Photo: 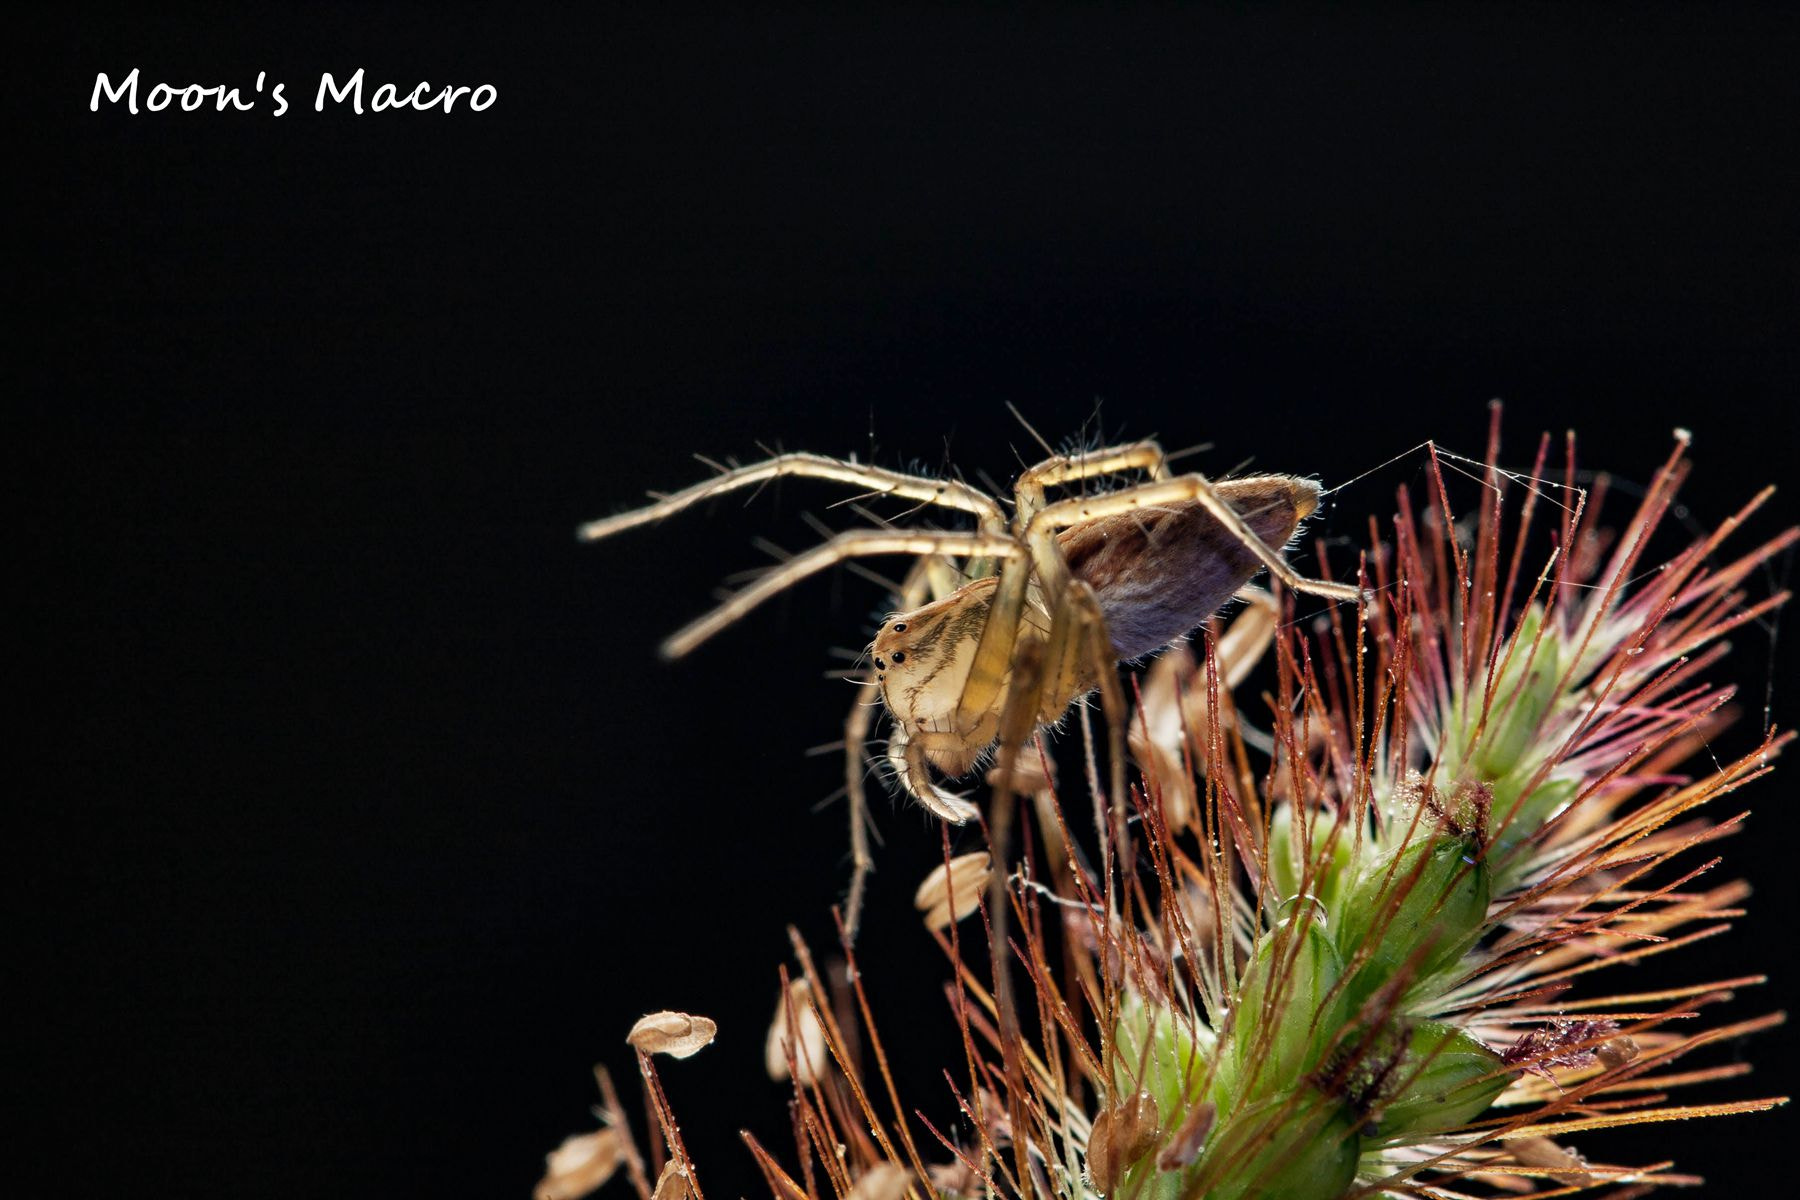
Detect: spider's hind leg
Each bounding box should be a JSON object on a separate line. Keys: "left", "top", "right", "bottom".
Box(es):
{"left": 1028, "top": 473, "right": 1364, "bottom": 604}
{"left": 1050, "top": 580, "right": 1131, "bottom": 835}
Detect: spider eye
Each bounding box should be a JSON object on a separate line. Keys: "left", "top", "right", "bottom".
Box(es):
{"left": 891, "top": 651, "right": 906, "bottom": 663}
{"left": 893, "top": 623, "right": 908, "bottom": 632}
{"left": 874, "top": 658, "right": 886, "bottom": 670}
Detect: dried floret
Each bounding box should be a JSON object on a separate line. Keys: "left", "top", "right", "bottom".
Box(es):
{"left": 764, "top": 979, "right": 827, "bottom": 1085}
{"left": 913, "top": 851, "right": 993, "bottom": 930}
{"left": 534, "top": 1128, "right": 624, "bottom": 1200}
{"left": 625, "top": 1011, "right": 718, "bottom": 1059}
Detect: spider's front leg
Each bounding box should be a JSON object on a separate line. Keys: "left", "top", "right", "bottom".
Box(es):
{"left": 843, "top": 556, "right": 940, "bottom": 937}
{"left": 577, "top": 452, "right": 1007, "bottom": 543}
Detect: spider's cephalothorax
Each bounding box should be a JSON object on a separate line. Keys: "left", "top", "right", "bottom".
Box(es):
{"left": 580, "top": 440, "right": 1355, "bottom": 930}
{"left": 870, "top": 580, "right": 1000, "bottom": 777}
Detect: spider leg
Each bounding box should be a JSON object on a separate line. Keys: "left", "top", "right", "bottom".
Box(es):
{"left": 1018, "top": 514, "right": 1131, "bottom": 862}
{"left": 577, "top": 452, "right": 1008, "bottom": 542}
{"left": 973, "top": 575, "right": 1128, "bottom": 1096}
{"left": 988, "top": 636, "right": 1050, "bottom": 795}
{"left": 949, "top": 551, "right": 1037, "bottom": 731}
{"left": 843, "top": 674, "right": 882, "bottom": 938}
{"left": 660, "top": 530, "right": 1019, "bottom": 658}
{"left": 953, "top": 461, "right": 1116, "bottom": 773}
{"left": 1072, "top": 582, "right": 1130, "bottom": 849}
{"left": 1011, "top": 439, "right": 1170, "bottom": 524}
{"left": 973, "top": 623, "right": 1051, "bottom": 1090}
{"left": 1027, "top": 473, "right": 1364, "bottom": 602}
{"left": 1025, "top": 570, "right": 1129, "bottom": 814}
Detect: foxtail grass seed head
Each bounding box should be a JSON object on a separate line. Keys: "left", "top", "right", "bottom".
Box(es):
{"left": 557, "top": 420, "right": 1790, "bottom": 1200}
{"left": 1092, "top": 429, "right": 1790, "bottom": 1197}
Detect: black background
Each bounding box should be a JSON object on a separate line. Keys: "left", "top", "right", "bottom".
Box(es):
{"left": 16, "top": 5, "right": 1799, "bottom": 1198}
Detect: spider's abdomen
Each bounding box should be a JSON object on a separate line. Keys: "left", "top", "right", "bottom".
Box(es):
{"left": 1059, "top": 475, "right": 1320, "bottom": 661}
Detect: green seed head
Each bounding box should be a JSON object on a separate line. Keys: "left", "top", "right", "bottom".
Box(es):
{"left": 1368, "top": 1020, "right": 1508, "bottom": 1141}
{"left": 1188, "top": 1089, "right": 1360, "bottom": 1200}
{"left": 1224, "top": 914, "right": 1346, "bottom": 1101}
{"left": 1112, "top": 992, "right": 1213, "bottom": 1126}
{"left": 1336, "top": 834, "right": 1492, "bottom": 1003}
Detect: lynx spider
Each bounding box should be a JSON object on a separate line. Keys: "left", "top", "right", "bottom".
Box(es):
{"left": 579, "top": 438, "right": 1358, "bottom": 932}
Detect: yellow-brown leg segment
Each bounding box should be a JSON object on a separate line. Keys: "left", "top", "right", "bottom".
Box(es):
{"left": 952, "top": 441, "right": 1171, "bottom": 731}
{"left": 951, "top": 551, "right": 1036, "bottom": 732}
{"left": 1068, "top": 580, "right": 1131, "bottom": 881}
{"left": 842, "top": 675, "right": 883, "bottom": 939}
{"left": 1010, "top": 439, "right": 1172, "bottom": 524}
{"left": 577, "top": 452, "right": 1008, "bottom": 543}
{"left": 976, "top": 627, "right": 1049, "bottom": 1191}
{"left": 661, "top": 529, "right": 1019, "bottom": 658}
{"left": 843, "top": 558, "right": 933, "bottom": 938}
